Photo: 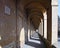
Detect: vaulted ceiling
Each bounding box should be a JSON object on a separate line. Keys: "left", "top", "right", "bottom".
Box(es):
{"left": 17, "top": 0, "right": 51, "bottom": 29}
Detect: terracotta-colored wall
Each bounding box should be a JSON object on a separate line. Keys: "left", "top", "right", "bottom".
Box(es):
{"left": 0, "top": 0, "right": 16, "bottom": 48}
{"left": 0, "top": 0, "right": 35, "bottom": 48}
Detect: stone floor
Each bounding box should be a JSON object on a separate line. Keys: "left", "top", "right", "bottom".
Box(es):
{"left": 23, "top": 32, "right": 46, "bottom": 48}
{"left": 58, "top": 37, "right": 60, "bottom": 48}
{"left": 58, "top": 34, "right": 60, "bottom": 48}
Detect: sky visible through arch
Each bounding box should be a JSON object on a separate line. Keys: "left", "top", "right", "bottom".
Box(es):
{"left": 58, "top": 0, "right": 60, "bottom": 17}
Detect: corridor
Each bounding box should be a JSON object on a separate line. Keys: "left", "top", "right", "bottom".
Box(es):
{"left": 0, "top": 0, "right": 58, "bottom": 48}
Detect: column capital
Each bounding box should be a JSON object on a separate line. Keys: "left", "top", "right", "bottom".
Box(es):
{"left": 51, "top": 0, "right": 58, "bottom": 6}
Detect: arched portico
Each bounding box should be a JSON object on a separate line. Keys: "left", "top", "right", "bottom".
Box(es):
{"left": 0, "top": 0, "right": 58, "bottom": 48}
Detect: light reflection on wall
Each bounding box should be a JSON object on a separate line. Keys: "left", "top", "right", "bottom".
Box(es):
{"left": 0, "top": 36, "right": 2, "bottom": 48}
{"left": 43, "top": 11, "right": 47, "bottom": 39}
{"left": 0, "top": 36, "right": 1, "bottom": 40}
{"left": 0, "top": 45, "right": 2, "bottom": 48}
{"left": 20, "top": 27, "right": 25, "bottom": 48}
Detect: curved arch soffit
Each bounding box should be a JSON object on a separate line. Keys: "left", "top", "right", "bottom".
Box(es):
{"left": 24, "top": 1, "right": 47, "bottom": 13}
